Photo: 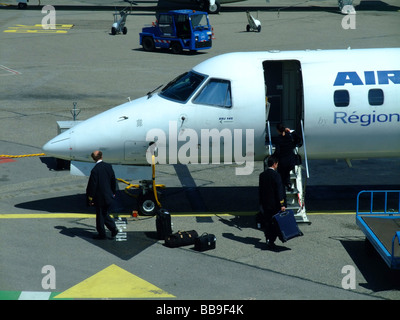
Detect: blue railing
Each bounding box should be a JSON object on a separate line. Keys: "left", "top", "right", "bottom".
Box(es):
{"left": 356, "top": 190, "right": 400, "bottom": 215}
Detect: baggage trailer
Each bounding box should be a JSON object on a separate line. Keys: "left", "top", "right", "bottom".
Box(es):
{"left": 356, "top": 190, "right": 400, "bottom": 270}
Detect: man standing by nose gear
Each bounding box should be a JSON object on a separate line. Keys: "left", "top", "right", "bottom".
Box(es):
{"left": 86, "top": 150, "right": 119, "bottom": 240}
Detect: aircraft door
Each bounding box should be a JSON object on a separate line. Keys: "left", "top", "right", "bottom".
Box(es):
{"left": 263, "top": 60, "right": 303, "bottom": 135}
{"left": 124, "top": 140, "right": 148, "bottom": 163}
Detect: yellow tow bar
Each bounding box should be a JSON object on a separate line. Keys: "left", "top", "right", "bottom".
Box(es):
{"left": 117, "top": 155, "right": 164, "bottom": 212}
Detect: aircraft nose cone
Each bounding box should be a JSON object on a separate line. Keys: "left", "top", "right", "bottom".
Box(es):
{"left": 42, "top": 134, "right": 71, "bottom": 160}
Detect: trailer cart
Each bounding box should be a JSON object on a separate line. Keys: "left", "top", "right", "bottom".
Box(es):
{"left": 356, "top": 190, "right": 400, "bottom": 269}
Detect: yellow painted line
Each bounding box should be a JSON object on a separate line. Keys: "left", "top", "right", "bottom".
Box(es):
{"left": 307, "top": 211, "right": 355, "bottom": 215}
{"left": 0, "top": 213, "right": 95, "bottom": 219}
{"left": 11, "top": 24, "right": 74, "bottom": 29}
{"left": 0, "top": 213, "right": 234, "bottom": 219}
{"left": 5, "top": 30, "right": 68, "bottom": 34}
{"left": 0, "top": 212, "right": 354, "bottom": 219}
{"left": 171, "top": 212, "right": 245, "bottom": 216}
{"left": 4, "top": 24, "right": 73, "bottom": 34}
{"left": 171, "top": 211, "right": 356, "bottom": 216}
{"left": 54, "top": 264, "right": 175, "bottom": 299}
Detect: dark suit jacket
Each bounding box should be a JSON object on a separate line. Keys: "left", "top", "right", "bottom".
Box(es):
{"left": 273, "top": 130, "right": 302, "bottom": 167}
{"left": 259, "top": 168, "right": 286, "bottom": 216}
{"left": 86, "top": 161, "right": 116, "bottom": 207}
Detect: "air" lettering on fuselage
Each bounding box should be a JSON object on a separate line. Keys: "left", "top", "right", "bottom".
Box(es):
{"left": 333, "top": 71, "right": 400, "bottom": 86}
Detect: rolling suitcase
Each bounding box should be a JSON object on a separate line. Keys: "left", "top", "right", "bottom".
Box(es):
{"left": 272, "top": 210, "right": 303, "bottom": 243}
{"left": 156, "top": 208, "right": 172, "bottom": 240}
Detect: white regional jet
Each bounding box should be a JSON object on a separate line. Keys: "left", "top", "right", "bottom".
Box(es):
{"left": 43, "top": 48, "right": 400, "bottom": 213}
{"left": 163, "top": 0, "right": 357, "bottom": 14}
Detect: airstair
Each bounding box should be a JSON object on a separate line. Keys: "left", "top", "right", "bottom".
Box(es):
{"left": 266, "top": 121, "right": 310, "bottom": 224}
{"left": 287, "top": 164, "right": 309, "bottom": 223}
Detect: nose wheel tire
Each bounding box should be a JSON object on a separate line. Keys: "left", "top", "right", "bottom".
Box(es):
{"left": 137, "top": 193, "right": 157, "bottom": 216}
{"left": 208, "top": 1, "right": 220, "bottom": 14}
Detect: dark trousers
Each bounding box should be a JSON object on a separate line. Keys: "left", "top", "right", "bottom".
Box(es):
{"left": 278, "top": 164, "right": 294, "bottom": 187}
{"left": 262, "top": 211, "right": 278, "bottom": 243}
{"left": 95, "top": 204, "right": 117, "bottom": 236}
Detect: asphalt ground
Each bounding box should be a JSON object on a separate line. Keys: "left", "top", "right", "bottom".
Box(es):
{"left": 0, "top": 0, "right": 400, "bottom": 305}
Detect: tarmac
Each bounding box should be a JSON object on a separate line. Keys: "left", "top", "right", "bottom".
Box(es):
{"left": 0, "top": 0, "right": 400, "bottom": 305}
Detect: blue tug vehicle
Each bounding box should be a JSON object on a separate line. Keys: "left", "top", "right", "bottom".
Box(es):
{"left": 140, "top": 10, "right": 213, "bottom": 54}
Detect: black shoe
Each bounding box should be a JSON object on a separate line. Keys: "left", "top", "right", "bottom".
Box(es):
{"left": 111, "top": 228, "right": 119, "bottom": 238}
{"left": 93, "top": 234, "right": 107, "bottom": 240}
{"left": 266, "top": 240, "right": 277, "bottom": 250}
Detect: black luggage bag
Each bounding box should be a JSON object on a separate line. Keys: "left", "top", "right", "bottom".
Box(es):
{"left": 194, "top": 233, "right": 216, "bottom": 251}
{"left": 272, "top": 210, "right": 303, "bottom": 243}
{"left": 165, "top": 230, "right": 198, "bottom": 248}
{"left": 156, "top": 208, "right": 172, "bottom": 240}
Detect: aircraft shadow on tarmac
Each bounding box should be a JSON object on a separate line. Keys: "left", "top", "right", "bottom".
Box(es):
{"left": 15, "top": 184, "right": 400, "bottom": 214}
{"left": 14, "top": 187, "right": 261, "bottom": 214}
{"left": 332, "top": 236, "right": 400, "bottom": 292}
{"left": 16, "top": 193, "right": 94, "bottom": 214}
{"left": 15, "top": 189, "right": 134, "bottom": 214}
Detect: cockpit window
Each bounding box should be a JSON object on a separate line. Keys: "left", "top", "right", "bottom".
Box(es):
{"left": 193, "top": 78, "right": 232, "bottom": 108}
{"left": 160, "top": 71, "right": 206, "bottom": 103}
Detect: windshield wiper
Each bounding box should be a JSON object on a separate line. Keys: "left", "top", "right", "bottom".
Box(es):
{"left": 147, "top": 84, "right": 163, "bottom": 99}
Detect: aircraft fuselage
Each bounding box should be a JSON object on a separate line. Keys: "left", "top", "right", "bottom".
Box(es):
{"left": 43, "top": 48, "right": 400, "bottom": 174}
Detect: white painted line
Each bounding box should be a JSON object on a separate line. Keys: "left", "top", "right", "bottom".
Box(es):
{"left": 0, "top": 65, "right": 21, "bottom": 76}
{"left": 18, "top": 291, "right": 52, "bottom": 300}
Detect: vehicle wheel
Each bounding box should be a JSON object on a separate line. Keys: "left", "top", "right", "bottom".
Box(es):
{"left": 246, "top": 24, "right": 250, "bottom": 32}
{"left": 137, "top": 193, "right": 157, "bottom": 216}
{"left": 111, "top": 27, "right": 117, "bottom": 35}
{"left": 170, "top": 42, "right": 182, "bottom": 54}
{"left": 142, "top": 37, "right": 155, "bottom": 51}
{"left": 208, "top": 0, "right": 220, "bottom": 14}
{"left": 123, "top": 27, "right": 127, "bottom": 35}
{"left": 257, "top": 25, "right": 261, "bottom": 32}
{"left": 18, "top": 2, "right": 27, "bottom": 9}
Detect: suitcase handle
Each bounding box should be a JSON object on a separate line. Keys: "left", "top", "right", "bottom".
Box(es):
{"left": 279, "top": 210, "right": 293, "bottom": 217}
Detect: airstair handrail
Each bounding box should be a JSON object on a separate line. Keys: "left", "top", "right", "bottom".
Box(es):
{"left": 300, "top": 120, "right": 309, "bottom": 178}
{"left": 267, "top": 120, "right": 273, "bottom": 156}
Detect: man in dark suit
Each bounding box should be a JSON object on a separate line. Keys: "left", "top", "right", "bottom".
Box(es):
{"left": 259, "top": 156, "right": 286, "bottom": 249}
{"left": 273, "top": 124, "right": 302, "bottom": 192}
{"left": 86, "top": 150, "right": 119, "bottom": 240}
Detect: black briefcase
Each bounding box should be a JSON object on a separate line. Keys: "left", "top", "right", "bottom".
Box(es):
{"left": 156, "top": 208, "right": 172, "bottom": 240}
{"left": 194, "top": 233, "right": 216, "bottom": 251}
{"left": 165, "top": 230, "right": 198, "bottom": 248}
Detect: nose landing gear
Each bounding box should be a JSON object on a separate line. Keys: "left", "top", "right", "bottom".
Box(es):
{"left": 117, "top": 155, "right": 164, "bottom": 216}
